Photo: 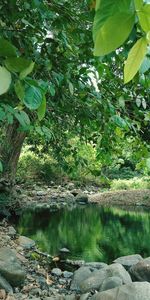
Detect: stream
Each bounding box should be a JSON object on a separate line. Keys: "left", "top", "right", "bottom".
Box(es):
{"left": 15, "top": 205, "right": 150, "bottom": 263}
{"left": 13, "top": 205, "right": 150, "bottom": 263}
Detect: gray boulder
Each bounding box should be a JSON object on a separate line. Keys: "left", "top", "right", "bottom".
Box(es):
{"left": 114, "top": 254, "right": 143, "bottom": 270}
{"left": 70, "top": 266, "right": 92, "bottom": 291}
{"left": 130, "top": 260, "right": 150, "bottom": 281}
{"left": 80, "top": 269, "right": 107, "bottom": 293}
{"left": 91, "top": 282, "right": 150, "bottom": 300}
{"left": 0, "top": 273, "right": 13, "bottom": 293}
{"left": 77, "top": 263, "right": 131, "bottom": 293}
{"left": 84, "top": 262, "right": 107, "bottom": 270}
{"left": 18, "top": 236, "right": 35, "bottom": 249}
{"left": 100, "top": 276, "right": 123, "bottom": 292}
{"left": 105, "top": 263, "right": 132, "bottom": 284}
{"left": 0, "top": 247, "right": 26, "bottom": 286}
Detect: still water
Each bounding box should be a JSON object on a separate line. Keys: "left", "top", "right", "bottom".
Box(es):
{"left": 16, "top": 205, "right": 150, "bottom": 263}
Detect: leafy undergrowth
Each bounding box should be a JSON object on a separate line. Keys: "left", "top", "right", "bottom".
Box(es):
{"left": 16, "top": 146, "right": 150, "bottom": 191}
{"left": 111, "top": 176, "right": 150, "bottom": 190}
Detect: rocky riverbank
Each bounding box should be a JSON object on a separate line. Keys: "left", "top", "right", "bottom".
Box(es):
{"left": 12, "top": 183, "right": 150, "bottom": 213}
{"left": 0, "top": 220, "right": 150, "bottom": 299}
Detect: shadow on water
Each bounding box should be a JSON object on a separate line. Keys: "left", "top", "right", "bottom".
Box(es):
{"left": 16, "top": 205, "right": 150, "bottom": 263}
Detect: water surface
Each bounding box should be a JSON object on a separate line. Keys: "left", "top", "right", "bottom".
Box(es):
{"left": 17, "top": 205, "right": 150, "bottom": 263}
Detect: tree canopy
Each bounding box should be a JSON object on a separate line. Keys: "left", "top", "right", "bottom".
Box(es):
{"left": 0, "top": 0, "right": 150, "bottom": 188}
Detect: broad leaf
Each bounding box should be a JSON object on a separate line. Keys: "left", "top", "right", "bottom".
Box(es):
{"left": 15, "top": 111, "right": 30, "bottom": 127}
{"left": 0, "top": 161, "right": 3, "bottom": 172}
{"left": 14, "top": 81, "right": 25, "bottom": 101}
{"left": 49, "top": 84, "right": 55, "bottom": 96}
{"left": 23, "top": 86, "right": 43, "bottom": 110}
{"left": 137, "top": 4, "right": 150, "bottom": 32}
{"left": 94, "top": 13, "right": 135, "bottom": 56}
{"left": 0, "top": 38, "right": 17, "bottom": 57}
{"left": 37, "top": 95, "right": 46, "bottom": 121}
{"left": 20, "top": 61, "right": 35, "bottom": 79}
{"left": 5, "top": 57, "right": 33, "bottom": 73}
{"left": 69, "top": 81, "right": 74, "bottom": 95}
{"left": 124, "top": 37, "right": 147, "bottom": 83}
{"left": 0, "top": 67, "right": 11, "bottom": 95}
{"left": 93, "top": 0, "right": 134, "bottom": 41}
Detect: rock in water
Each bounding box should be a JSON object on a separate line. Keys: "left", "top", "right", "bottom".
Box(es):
{"left": 91, "top": 282, "right": 150, "bottom": 300}
{"left": 0, "top": 247, "right": 26, "bottom": 286}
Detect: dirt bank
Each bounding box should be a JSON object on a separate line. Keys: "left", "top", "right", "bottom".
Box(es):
{"left": 89, "top": 189, "right": 150, "bottom": 207}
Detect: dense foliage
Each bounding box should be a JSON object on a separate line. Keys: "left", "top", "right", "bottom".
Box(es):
{"left": 0, "top": 0, "right": 150, "bottom": 188}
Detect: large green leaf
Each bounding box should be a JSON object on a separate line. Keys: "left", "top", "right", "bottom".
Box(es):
{"left": 124, "top": 37, "right": 147, "bottom": 83}
{"left": 137, "top": 4, "right": 150, "bottom": 32}
{"left": 0, "top": 161, "right": 3, "bottom": 172}
{"left": 20, "top": 61, "right": 35, "bottom": 79}
{"left": 14, "top": 80, "right": 25, "bottom": 101}
{"left": 0, "top": 67, "right": 11, "bottom": 95}
{"left": 37, "top": 95, "right": 46, "bottom": 121}
{"left": 0, "top": 38, "right": 17, "bottom": 57}
{"left": 94, "top": 12, "right": 135, "bottom": 56}
{"left": 5, "top": 57, "right": 33, "bottom": 73}
{"left": 15, "top": 111, "right": 30, "bottom": 127}
{"left": 23, "top": 85, "right": 43, "bottom": 110}
{"left": 93, "top": 0, "right": 134, "bottom": 41}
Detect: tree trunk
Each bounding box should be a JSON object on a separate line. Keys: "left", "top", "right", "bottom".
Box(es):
{"left": 0, "top": 120, "right": 26, "bottom": 196}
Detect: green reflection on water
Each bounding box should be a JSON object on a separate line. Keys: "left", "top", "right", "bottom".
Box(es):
{"left": 17, "top": 205, "right": 150, "bottom": 263}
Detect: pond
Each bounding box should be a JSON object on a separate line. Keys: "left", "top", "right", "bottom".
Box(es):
{"left": 16, "top": 205, "right": 150, "bottom": 263}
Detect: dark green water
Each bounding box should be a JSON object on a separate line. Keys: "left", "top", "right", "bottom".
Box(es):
{"left": 16, "top": 205, "right": 150, "bottom": 263}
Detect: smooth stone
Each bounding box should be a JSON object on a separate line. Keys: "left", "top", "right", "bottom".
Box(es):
{"left": 80, "top": 269, "right": 107, "bottom": 293}
{"left": 0, "top": 273, "right": 13, "bottom": 293}
{"left": 114, "top": 254, "right": 143, "bottom": 270}
{"left": 100, "top": 276, "right": 123, "bottom": 292}
{"left": 18, "top": 236, "right": 35, "bottom": 249}
{"left": 63, "top": 271, "right": 73, "bottom": 278}
{"left": 84, "top": 262, "right": 107, "bottom": 270}
{"left": 104, "top": 263, "right": 132, "bottom": 284}
{"left": 0, "top": 247, "right": 26, "bottom": 286}
{"left": 130, "top": 260, "right": 150, "bottom": 281}
{"left": 51, "top": 268, "right": 62, "bottom": 276}
{"left": 79, "top": 263, "right": 131, "bottom": 293}
{"left": 91, "top": 282, "right": 150, "bottom": 300}
{"left": 65, "top": 295, "right": 77, "bottom": 300}
{"left": 8, "top": 226, "right": 16, "bottom": 237}
{"left": 70, "top": 266, "right": 92, "bottom": 291}
{"left": 80, "top": 293, "right": 90, "bottom": 300}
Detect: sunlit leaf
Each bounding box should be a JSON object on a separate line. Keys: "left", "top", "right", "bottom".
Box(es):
{"left": 124, "top": 37, "right": 147, "bottom": 83}
{"left": 0, "top": 66, "right": 11, "bottom": 95}
{"left": 37, "top": 95, "right": 46, "bottom": 121}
